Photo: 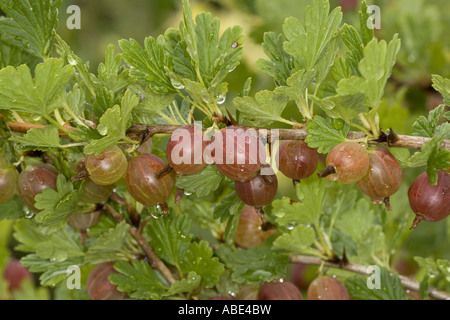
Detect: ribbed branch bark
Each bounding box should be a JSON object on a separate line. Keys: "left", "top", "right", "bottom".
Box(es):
{"left": 289, "top": 255, "right": 450, "bottom": 301}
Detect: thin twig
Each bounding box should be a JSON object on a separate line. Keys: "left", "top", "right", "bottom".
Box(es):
{"left": 289, "top": 255, "right": 450, "bottom": 300}
{"left": 103, "top": 204, "right": 176, "bottom": 284}
{"left": 127, "top": 124, "right": 450, "bottom": 150}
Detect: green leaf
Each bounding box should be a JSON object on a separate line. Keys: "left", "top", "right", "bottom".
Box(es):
{"left": 0, "top": 59, "right": 73, "bottom": 115}
{"left": 178, "top": 0, "right": 244, "bottom": 88}
{"left": 283, "top": 1, "right": 342, "bottom": 72}
{"left": 256, "top": 32, "right": 294, "bottom": 86}
{"left": 432, "top": 74, "right": 450, "bottom": 106}
{"left": 0, "top": 39, "right": 40, "bottom": 68}
{"left": 176, "top": 165, "right": 223, "bottom": 197}
{"left": 338, "top": 35, "right": 401, "bottom": 109}
{"left": 146, "top": 213, "right": 193, "bottom": 267}
{"left": 35, "top": 230, "right": 84, "bottom": 263}
{"left": 412, "top": 105, "right": 445, "bottom": 138}
{"left": 414, "top": 257, "right": 450, "bottom": 283}
{"left": 120, "top": 36, "right": 175, "bottom": 94}
{"left": 334, "top": 198, "right": 376, "bottom": 244}
{"left": 84, "top": 221, "right": 132, "bottom": 264}
{"left": 359, "top": 1, "right": 375, "bottom": 46}
{"left": 179, "top": 241, "right": 224, "bottom": 287}
{"left": 34, "top": 175, "right": 80, "bottom": 227}
{"left": 232, "top": 248, "right": 288, "bottom": 285}
{"left": 167, "top": 271, "right": 201, "bottom": 296}
{"left": 0, "top": 195, "right": 23, "bottom": 221}
{"left": 21, "top": 254, "right": 84, "bottom": 287}
{"left": 272, "top": 197, "right": 311, "bottom": 227}
{"left": 341, "top": 24, "right": 364, "bottom": 76}
{"left": 0, "top": 0, "right": 62, "bottom": 58}
{"left": 305, "top": 115, "right": 349, "bottom": 153}
{"left": 355, "top": 225, "right": 385, "bottom": 264}
{"left": 233, "top": 90, "right": 289, "bottom": 126}
{"left": 404, "top": 134, "right": 450, "bottom": 184}
{"left": 311, "top": 91, "right": 367, "bottom": 123}
{"left": 213, "top": 192, "right": 243, "bottom": 223}
{"left": 109, "top": 260, "right": 167, "bottom": 300}
{"left": 11, "top": 126, "right": 61, "bottom": 150}
{"left": 345, "top": 267, "right": 406, "bottom": 300}
{"left": 274, "top": 69, "right": 316, "bottom": 101}
{"left": 84, "top": 89, "right": 139, "bottom": 155}
{"left": 273, "top": 225, "right": 315, "bottom": 254}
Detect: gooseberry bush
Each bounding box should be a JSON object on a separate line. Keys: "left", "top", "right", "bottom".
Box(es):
{"left": 0, "top": 0, "right": 449, "bottom": 301}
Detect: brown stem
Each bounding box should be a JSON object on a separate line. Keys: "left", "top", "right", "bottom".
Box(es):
{"left": 175, "top": 188, "right": 184, "bottom": 206}
{"left": 317, "top": 166, "right": 336, "bottom": 178}
{"left": 410, "top": 214, "right": 425, "bottom": 230}
{"left": 103, "top": 204, "right": 176, "bottom": 284}
{"left": 6, "top": 121, "right": 450, "bottom": 150}
{"left": 289, "top": 255, "right": 450, "bottom": 301}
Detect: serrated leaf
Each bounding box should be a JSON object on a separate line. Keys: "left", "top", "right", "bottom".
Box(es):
{"left": 355, "top": 225, "right": 385, "bottom": 264}
{"left": 0, "top": 59, "right": 73, "bottom": 115}
{"left": 412, "top": 105, "right": 445, "bottom": 138}
{"left": 274, "top": 69, "right": 316, "bottom": 101}
{"left": 11, "top": 126, "right": 61, "bottom": 150}
{"left": 0, "top": 0, "right": 62, "bottom": 58}
{"left": 146, "top": 213, "right": 193, "bottom": 267}
{"left": 0, "top": 195, "right": 23, "bottom": 220}
{"left": 84, "top": 221, "right": 131, "bottom": 264}
{"left": 272, "top": 197, "right": 312, "bottom": 227}
{"left": 432, "top": 74, "right": 450, "bottom": 106}
{"left": 231, "top": 248, "right": 288, "bottom": 285}
{"left": 233, "top": 90, "right": 289, "bottom": 126}
{"left": 359, "top": 1, "right": 375, "bottom": 46}
{"left": 120, "top": 36, "right": 175, "bottom": 94}
{"left": 21, "top": 254, "right": 84, "bottom": 287}
{"left": 109, "top": 260, "right": 167, "bottom": 300}
{"left": 176, "top": 165, "right": 223, "bottom": 197}
{"left": 335, "top": 198, "right": 376, "bottom": 244}
{"left": 283, "top": 1, "right": 342, "bottom": 72}
{"left": 345, "top": 267, "right": 406, "bottom": 300}
{"left": 341, "top": 24, "right": 364, "bottom": 76}
{"left": 305, "top": 115, "right": 349, "bottom": 153}
{"left": 35, "top": 229, "right": 84, "bottom": 263}
{"left": 273, "top": 225, "right": 315, "bottom": 254}
{"left": 311, "top": 92, "right": 367, "bottom": 122}
{"left": 179, "top": 241, "right": 224, "bottom": 287}
{"left": 256, "top": 32, "right": 294, "bottom": 86}
{"left": 84, "top": 89, "right": 139, "bottom": 155}
{"left": 34, "top": 175, "right": 80, "bottom": 227}
{"left": 167, "top": 271, "right": 201, "bottom": 296}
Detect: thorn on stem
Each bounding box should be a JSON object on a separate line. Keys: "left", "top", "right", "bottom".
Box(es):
{"left": 175, "top": 188, "right": 184, "bottom": 206}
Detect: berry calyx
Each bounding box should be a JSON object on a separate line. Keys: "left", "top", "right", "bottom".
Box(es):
{"left": 307, "top": 276, "right": 350, "bottom": 300}
{"left": 277, "top": 140, "right": 319, "bottom": 181}
{"left": 125, "top": 154, "right": 176, "bottom": 208}
{"left": 318, "top": 142, "right": 369, "bottom": 184}
{"left": 166, "top": 125, "right": 207, "bottom": 175}
{"left": 408, "top": 170, "right": 450, "bottom": 229}
{"left": 85, "top": 145, "right": 128, "bottom": 186}
{"left": 356, "top": 147, "right": 403, "bottom": 210}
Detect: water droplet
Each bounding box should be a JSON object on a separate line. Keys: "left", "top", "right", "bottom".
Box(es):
{"left": 216, "top": 95, "right": 226, "bottom": 105}
{"left": 229, "top": 66, "right": 236, "bottom": 73}
{"left": 24, "top": 208, "right": 34, "bottom": 219}
{"left": 286, "top": 223, "right": 295, "bottom": 230}
{"left": 50, "top": 257, "right": 57, "bottom": 262}
{"left": 67, "top": 55, "right": 77, "bottom": 66}
{"left": 184, "top": 191, "right": 192, "bottom": 196}
{"left": 171, "top": 79, "right": 185, "bottom": 90}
